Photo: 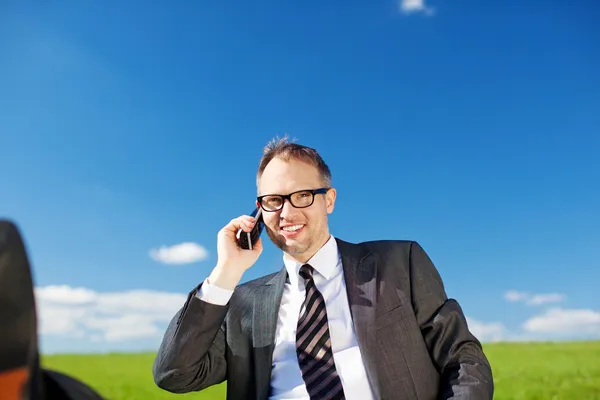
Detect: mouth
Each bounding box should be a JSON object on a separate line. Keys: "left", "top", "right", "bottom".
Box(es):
{"left": 280, "top": 224, "right": 305, "bottom": 237}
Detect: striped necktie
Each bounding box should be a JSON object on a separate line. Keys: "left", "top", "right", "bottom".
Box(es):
{"left": 296, "top": 264, "right": 345, "bottom": 400}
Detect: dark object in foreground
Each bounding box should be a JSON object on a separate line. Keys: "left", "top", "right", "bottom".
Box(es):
{"left": 0, "top": 219, "right": 105, "bottom": 400}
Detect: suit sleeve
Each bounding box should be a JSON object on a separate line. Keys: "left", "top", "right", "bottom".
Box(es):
{"left": 152, "top": 282, "right": 229, "bottom": 393}
{"left": 408, "top": 241, "right": 494, "bottom": 400}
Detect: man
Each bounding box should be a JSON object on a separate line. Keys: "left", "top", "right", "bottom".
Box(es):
{"left": 153, "top": 138, "right": 494, "bottom": 400}
{"left": 0, "top": 219, "right": 106, "bottom": 400}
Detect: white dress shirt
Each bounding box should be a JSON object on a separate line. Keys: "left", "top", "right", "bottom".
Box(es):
{"left": 198, "top": 236, "right": 375, "bottom": 400}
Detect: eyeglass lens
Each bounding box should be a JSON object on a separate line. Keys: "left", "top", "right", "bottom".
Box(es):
{"left": 260, "top": 190, "right": 315, "bottom": 211}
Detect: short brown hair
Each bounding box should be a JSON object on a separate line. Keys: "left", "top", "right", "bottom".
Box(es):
{"left": 256, "top": 136, "right": 332, "bottom": 189}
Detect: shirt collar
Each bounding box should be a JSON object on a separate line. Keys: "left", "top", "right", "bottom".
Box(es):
{"left": 283, "top": 235, "right": 340, "bottom": 290}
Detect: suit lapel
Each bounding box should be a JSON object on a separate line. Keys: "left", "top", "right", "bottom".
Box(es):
{"left": 252, "top": 267, "right": 286, "bottom": 400}
{"left": 337, "top": 238, "right": 381, "bottom": 399}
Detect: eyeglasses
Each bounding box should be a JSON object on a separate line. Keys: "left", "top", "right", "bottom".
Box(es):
{"left": 257, "top": 188, "right": 330, "bottom": 212}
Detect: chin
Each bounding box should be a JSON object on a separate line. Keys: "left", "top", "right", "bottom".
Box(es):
{"left": 279, "top": 238, "right": 302, "bottom": 252}
{"left": 284, "top": 244, "right": 305, "bottom": 254}
{"left": 266, "top": 227, "right": 314, "bottom": 257}
{"left": 280, "top": 240, "right": 310, "bottom": 257}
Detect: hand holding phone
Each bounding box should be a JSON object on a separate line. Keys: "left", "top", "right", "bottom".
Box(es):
{"left": 210, "top": 207, "right": 265, "bottom": 290}
{"left": 236, "top": 207, "right": 264, "bottom": 250}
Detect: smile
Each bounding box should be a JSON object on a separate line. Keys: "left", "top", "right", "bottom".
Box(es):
{"left": 281, "top": 224, "right": 304, "bottom": 232}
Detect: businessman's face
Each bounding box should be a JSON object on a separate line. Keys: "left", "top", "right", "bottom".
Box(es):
{"left": 257, "top": 157, "right": 336, "bottom": 263}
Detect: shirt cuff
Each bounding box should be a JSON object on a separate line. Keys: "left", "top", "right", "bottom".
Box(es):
{"left": 196, "top": 278, "right": 234, "bottom": 306}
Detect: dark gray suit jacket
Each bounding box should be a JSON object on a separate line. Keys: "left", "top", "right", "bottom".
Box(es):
{"left": 153, "top": 239, "right": 494, "bottom": 399}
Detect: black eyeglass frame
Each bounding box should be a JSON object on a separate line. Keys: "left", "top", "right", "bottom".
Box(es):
{"left": 257, "top": 188, "right": 330, "bottom": 212}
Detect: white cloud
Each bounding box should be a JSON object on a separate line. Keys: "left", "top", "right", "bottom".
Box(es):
{"left": 466, "top": 317, "right": 506, "bottom": 343}
{"left": 400, "top": 0, "right": 434, "bottom": 15}
{"left": 36, "top": 304, "right": 88, "bottom": 338}
{"left": 84, "top": 314, "right": 160, "bottom": 342}
{"left": 34, "top": 284, "right": 600, "bottom": 347}
{"left": 149, "top": 242, "right": 208, "bottom": 265}
{"left": 504, "top": 290, "right": 566, "bottom": 306}
{"left": 35, "top": 285, "right": 187, "bottom": 342}
{"left": 36, "top": 285, "right": 97, "bottom": 305}
{"left": 504, "top": 290, "right": 529, "bottom": 302}
{"left": 527, "top": 293, "right": 567, "bottom": 306}
{"left": 523, "top": 308, "right": 600, "bottom": 336}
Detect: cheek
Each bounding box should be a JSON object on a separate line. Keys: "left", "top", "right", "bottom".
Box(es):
{"left": 305, "top": 210, "right": 324, "bottom": 225}
{"left": 263, "top": 214, "right": 278, "bottom": 228}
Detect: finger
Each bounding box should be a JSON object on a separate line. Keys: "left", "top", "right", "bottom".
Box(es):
{"left": 222, "top": 216, "right": 245, "bottom": 232}
{"left": 221, "top": 216, "right": 255, "bottom": 239}
{"left": 242, "top": 216, "right": 257, "bottom": 229}
{"left": 220, "top": 218, "right": 243, "bottom": 240}
{"left": 242, "top": 215, "right": 256, "bottom": 225}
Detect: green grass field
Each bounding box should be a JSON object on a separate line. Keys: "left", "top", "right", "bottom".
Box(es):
{"left": 42, "top": 341, "right": 600, "bottom": 399}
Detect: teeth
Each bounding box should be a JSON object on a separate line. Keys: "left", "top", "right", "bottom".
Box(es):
{"left": 282, "top": 224, "right": 303, "bottom": 232}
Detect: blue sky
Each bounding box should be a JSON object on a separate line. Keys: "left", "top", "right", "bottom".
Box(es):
{"left": 1, "top": 0, "right": 599, "bottom": 354}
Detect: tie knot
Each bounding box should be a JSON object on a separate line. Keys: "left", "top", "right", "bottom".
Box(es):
{"left": 298, "top": 264, "right": 314, "bottom": 280}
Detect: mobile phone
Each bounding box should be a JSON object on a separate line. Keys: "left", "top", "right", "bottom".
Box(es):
{"left": 237, "top": 207, "right": 264, "bottom": 250}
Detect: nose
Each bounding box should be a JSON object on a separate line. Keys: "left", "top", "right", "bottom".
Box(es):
{"left": 279, "top": 198, "right": 298, "bottom": 220}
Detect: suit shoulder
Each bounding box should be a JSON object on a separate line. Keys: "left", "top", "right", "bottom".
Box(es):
{"left": 358, "top": 239, "right": 416, "bottom": 253}
{"left": 336, "top": 237, "right": 421, "bottom": 259}
{"left": 355, "top": 240, "right": 435, "bottom": 267}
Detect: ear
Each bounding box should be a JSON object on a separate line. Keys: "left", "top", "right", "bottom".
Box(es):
{"left": 325, "top": 188, "right": 336, "bottom": 214}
